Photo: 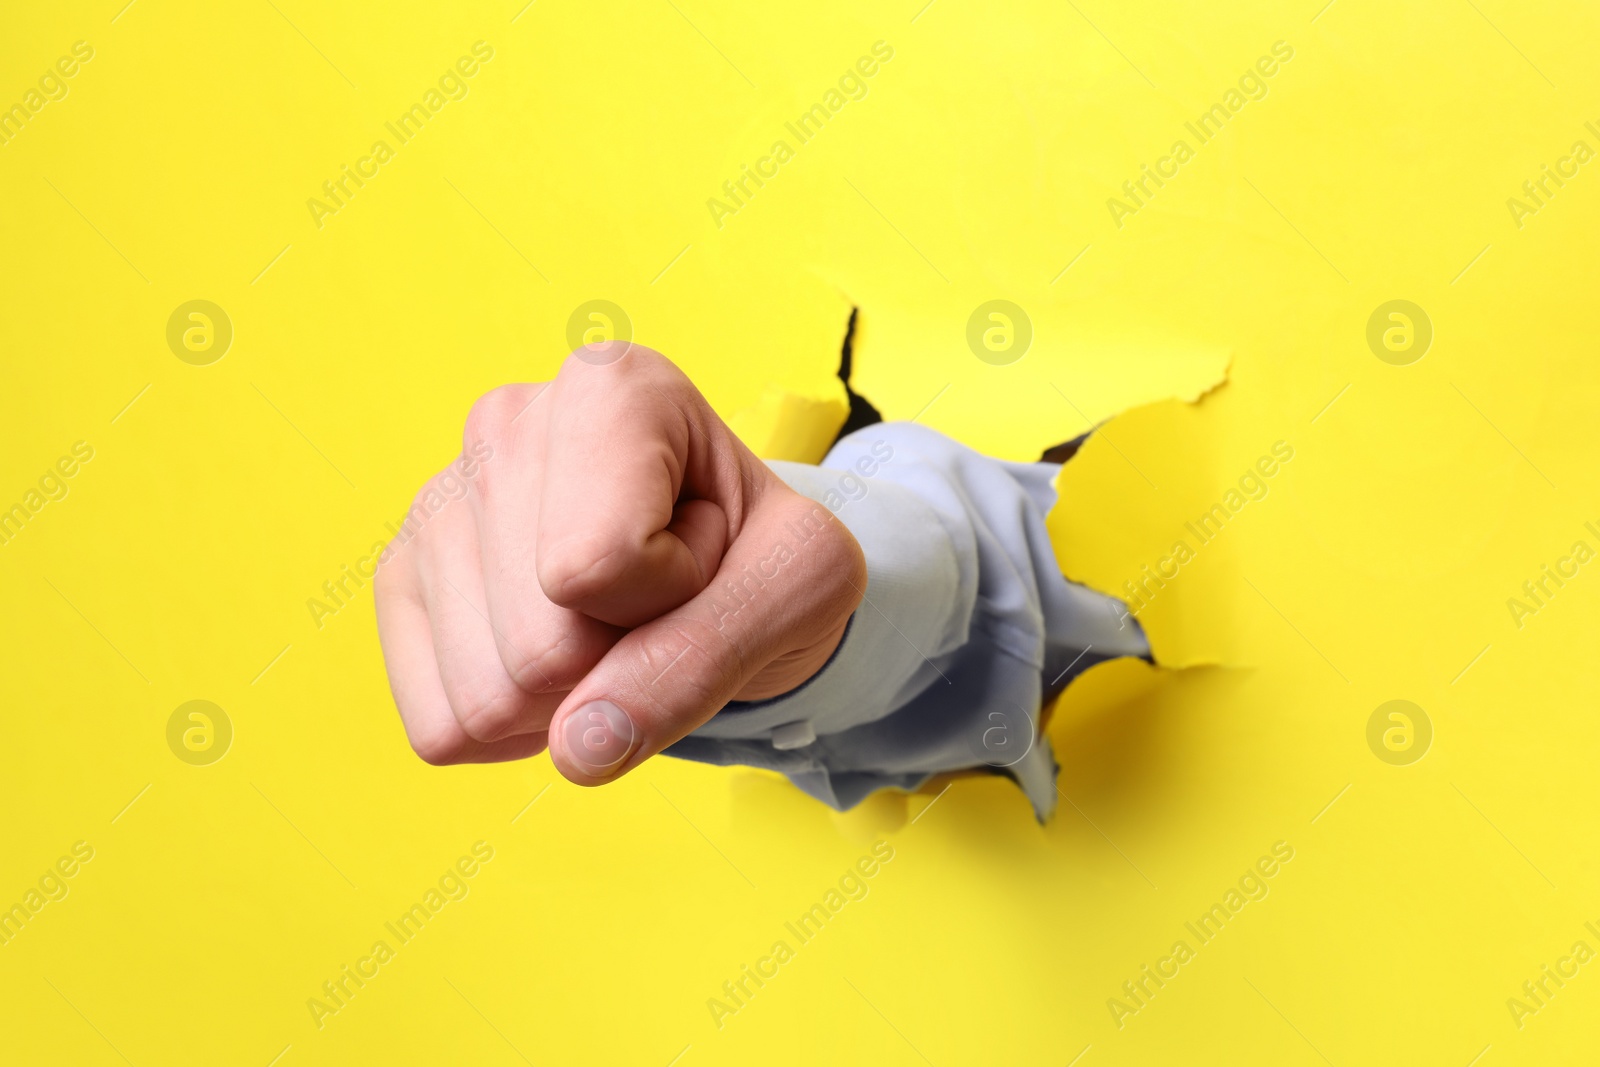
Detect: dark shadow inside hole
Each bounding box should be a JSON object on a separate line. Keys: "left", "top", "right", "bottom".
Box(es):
{"left": 1040, "top": 431, "right": 1092, "bottom": 464}
{"left": 830, "top": 305, "right": 1091, "bottom": 463}
{"left": 832, "top": 307, "right": 883, "bottom": 446}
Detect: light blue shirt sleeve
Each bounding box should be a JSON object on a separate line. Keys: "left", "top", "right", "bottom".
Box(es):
{"left": 665, "top": 422, "right": 1149, "bottom": 820}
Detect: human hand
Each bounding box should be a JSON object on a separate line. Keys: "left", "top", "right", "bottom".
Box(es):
{"left": 374, "top": 343, "right": 865, "bottom": 785}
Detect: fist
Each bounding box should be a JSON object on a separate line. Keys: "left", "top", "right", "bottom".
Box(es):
{"left": 374, "top": 343, "right": 866, "bottom": 785}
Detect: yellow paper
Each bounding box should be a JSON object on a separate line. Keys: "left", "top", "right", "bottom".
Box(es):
{"left": 4, "top": 1, "right": 1598, "bottom": 1064}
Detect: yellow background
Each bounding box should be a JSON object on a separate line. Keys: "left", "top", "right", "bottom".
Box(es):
{"left": 3, "top": 0, "right": 1598, "bottom": 1063}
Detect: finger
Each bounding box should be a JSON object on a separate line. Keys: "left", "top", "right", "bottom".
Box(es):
{"left": 536, "top": 347, "right": 729, "bottom": 628}
{"left": 413, "top": 498, "right": 569, "bottom": 743}
{"left": 545, "top": 489, "right": 864, "bottom": 784}
{"left": 462, "top": 384, "right": 631, "bottom": 691}
{"left": 374, "top": 565, "right": 548, "bottom": 765}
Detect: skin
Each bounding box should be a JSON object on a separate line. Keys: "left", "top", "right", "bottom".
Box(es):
{"left": 374, "top": 342, "right": 866, "bottom": 785}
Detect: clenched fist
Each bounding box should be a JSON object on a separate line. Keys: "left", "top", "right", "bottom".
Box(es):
{"left": 374, "top": 343, "right": 866, "bottom": 785}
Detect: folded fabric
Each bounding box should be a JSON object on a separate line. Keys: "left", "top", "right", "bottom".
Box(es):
{"left": 667, "top": 422, "right": 1148, "bottom": 819}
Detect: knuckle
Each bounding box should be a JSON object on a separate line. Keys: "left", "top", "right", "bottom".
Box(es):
{"left": 462, "top": 393, "right": 505, "bottom": 456}
{"left": 373, "top": 548, "right": 398, "bottom": 592}
{"left": 462, "top": 383, "right": 537, "bottom": 464}
{"left": 499, "top": 622, "right": 590, "bottom": 692}
{"left": 537, "top": 538, "right": 625, "bottom": 607}
{"left": 395, "top": 473, "right": 464, "bottom": 547}
{"left": 561, "top": 342, "right": 666, "bottom": 376}
{"left": 629, "top": 616, "right": 742, "bottom": 708}
{"left": 409, "top": 725, "right": 466, "bottom": 766}
{"left": 372, "top": 560, "right": 401, "bottom": 609}
{"left": 450, "top": 677, "right": 527, "bottom": 742}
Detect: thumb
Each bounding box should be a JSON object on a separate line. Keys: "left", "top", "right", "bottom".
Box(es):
{"left": 546, "top": 488, "right": 864, "bottom": 784}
